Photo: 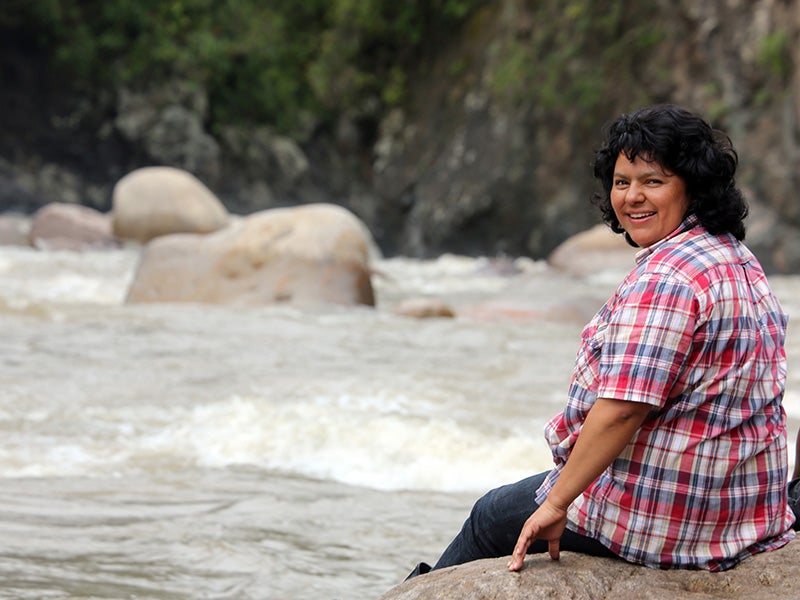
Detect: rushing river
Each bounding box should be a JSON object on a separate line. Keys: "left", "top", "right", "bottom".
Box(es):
{"left": 1, "top": 246, "right": 799, "bottom": 599}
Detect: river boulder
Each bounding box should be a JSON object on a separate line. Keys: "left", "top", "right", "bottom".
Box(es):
{"left": 380, "top": 539, "right": 800, "bottom": 599}
{"left": 0, "top": 214, "right": 32, "bottom": 246}
{"left": 111, "top": 166, "right": 229, "bottom": 243}
{"left": 393, "top": 297, "right": 456, "bottom": 319}
{"left": 547, "top": 224, "right": 637, "bottom": 278}
{"left": 29, "top": 202, "right": 117, "bottom": 250}
{"left": 126, "top": 203, "right": 375, "bottom": 307}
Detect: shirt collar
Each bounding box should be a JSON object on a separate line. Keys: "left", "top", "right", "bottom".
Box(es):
{"left": 634, "top": 213, "right": 700, "bottom": 264}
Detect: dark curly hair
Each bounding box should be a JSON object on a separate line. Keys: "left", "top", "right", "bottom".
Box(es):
{"left": 591, "top": 104, "right": 748, "bottom": 246}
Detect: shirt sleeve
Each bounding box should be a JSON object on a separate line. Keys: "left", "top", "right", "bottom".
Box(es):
{"left": 597, "top": 273, "right": 698, "bottom": 408}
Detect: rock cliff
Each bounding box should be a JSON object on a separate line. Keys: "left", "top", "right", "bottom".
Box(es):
{"left": 1, "top": 0, "right": 799, "bottom": 271}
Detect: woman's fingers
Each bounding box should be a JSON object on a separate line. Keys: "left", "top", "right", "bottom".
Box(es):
{"left": 507, "top": 502, "right": 567, "bottom": 571}
{"left": 548, "top": 537, "right": 560, "bottom": 561}
{"left": 507, "top": 514, "right": 540, "bottom": 571}
{"left": 507, "top": 526, "right": 534, "bottom": 571}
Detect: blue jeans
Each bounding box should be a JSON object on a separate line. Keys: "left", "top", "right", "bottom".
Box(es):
{"left": 432, "top": 471, "right": 615, "bottom": 569}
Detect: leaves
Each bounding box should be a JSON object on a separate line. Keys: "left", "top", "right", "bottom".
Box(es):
{"left": 3, "top": 0, "right": 483, "bottom": 134}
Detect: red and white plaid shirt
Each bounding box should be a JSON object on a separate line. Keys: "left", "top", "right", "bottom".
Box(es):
{"left": 536, "top": 215, "right": 795, "bottom": 570}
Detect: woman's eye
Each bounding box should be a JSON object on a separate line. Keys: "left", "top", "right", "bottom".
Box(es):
{"left": 614, "top": 179, "right": 628, "bottom": 186}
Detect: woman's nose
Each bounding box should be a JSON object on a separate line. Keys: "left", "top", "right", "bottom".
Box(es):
{"left": 626, "top": 183, "right": 645, "bottom": 202}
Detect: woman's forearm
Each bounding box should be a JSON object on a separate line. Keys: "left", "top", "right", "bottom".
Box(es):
{"left": 546, "top": 397, "right": 651, "bottom": 511}
{"left": 507, "top": 397, "right": 652, "bottom": 570}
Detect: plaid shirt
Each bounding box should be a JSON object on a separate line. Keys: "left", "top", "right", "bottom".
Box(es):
{"left": 536, "top": 215, "right": 795, "bottom": 570}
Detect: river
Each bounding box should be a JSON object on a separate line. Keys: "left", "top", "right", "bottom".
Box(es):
{"left": 1, "top": 246, "right": 798, "bottom": 599}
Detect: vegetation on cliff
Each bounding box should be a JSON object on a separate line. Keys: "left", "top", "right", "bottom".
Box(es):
{"left": 3, "top": 0, "right": 484, "bottom": 135}
{"left": 492, "top": 0, "right": 664, "bottom": 117}
{"left": 1, "top": 0, "right": 799, "bottom": 270}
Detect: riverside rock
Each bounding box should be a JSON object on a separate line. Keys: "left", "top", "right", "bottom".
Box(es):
{"left": 380, "top": 539, "right": 800, "bottom": 599}
{"left": 29, "top": 202, "right": 117, "bottom": 250}
{"left": 547, "top": 224, "right": 638, "bottom": 277}
{"left": 0, "top": 214, "right": 31, "bottom": 246}
{"left": 111, "top": 166, "right": 229, "bottom": 243}
{"left": 393, "top": 297, "right": 456, "bottom": 319}
{"left": 126, "top": 203, "right": 375, "bottom": 307}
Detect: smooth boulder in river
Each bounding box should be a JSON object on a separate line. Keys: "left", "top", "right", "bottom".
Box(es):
{"left": 126, "top": 203, "right": 375, "bottom": 307}
{"left": 112, "top": 166, "right": 229, "bottom": 243}
{"left": 30, "top": 202, "right": 117, "bottom": 250}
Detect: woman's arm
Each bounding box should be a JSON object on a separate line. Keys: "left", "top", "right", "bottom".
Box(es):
{"left": 507, "top": 397, "right": 651, "bottom": 571}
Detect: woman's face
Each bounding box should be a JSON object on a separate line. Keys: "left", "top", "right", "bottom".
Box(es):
{"left": 610, "top": 153, "right": 690, "bottom": 248}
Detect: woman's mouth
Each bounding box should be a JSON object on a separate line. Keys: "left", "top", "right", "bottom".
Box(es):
{"left": 629, "top": 212, "right": 656, "bottom": 221}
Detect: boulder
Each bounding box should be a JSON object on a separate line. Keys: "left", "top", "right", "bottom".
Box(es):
{"left": 111, "top": 166, "right": 229, "bottom": 243}
{"left": 393, "top": 297, "right": 456, "bottom": 319}
{"left": 114, "top": 83, "right": 221, "bottom": 181}
{"left": 547, "top": 225, "right": 637, "bottom": 277}
{"left": 29, "top": 203, "right": 118, "bottom": 250}
{"left": 126, "top": 203, "right": 375, "bottom": 307}
{"left": 380, "top": 540, "right": 800, "bottom": 599}
{"left": 745, "top": 199, "right": 800, "bottom": 274}
{"left": 0, "top": 214, "right": 32, "bottom": 246}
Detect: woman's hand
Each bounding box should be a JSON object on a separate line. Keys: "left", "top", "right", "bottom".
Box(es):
{"left": 506, "top": 399, "right": 650, "bottom": 572}
{"left": 506, "top": 500, "right": 568, "bottom": 571}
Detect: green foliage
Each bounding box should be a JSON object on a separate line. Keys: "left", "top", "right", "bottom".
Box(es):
{"left": 492, "top": 0, "right": 664, "bottom": 118}
{"left": 2, "top": 0, "right": 483, "bottom": 134}
{"left": 758, "top": 30, "right": 790, "bottom": 80}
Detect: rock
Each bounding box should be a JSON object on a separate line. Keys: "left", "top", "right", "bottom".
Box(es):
{"left": 380, "top": 540, "right": 800, "bottom": 599}
{"left": 114, "top": 83, "right": 221, "bottom": 181}
{"left": 29, "top": 202, "right": 118, "bottom": 250}
{"left": 111, "top": 167, "right": 229, "bottom": 243}
{"left": 0, "top": 214, "right": 32, "bottom": 246}
{"left": 394, "top": 297, "right": 456, "bottom": 319}
{"left": 126, "top": 203, "right": 375, "bottom": 307}
{"left": 216, "top": 125, "right": 311, "bottom": 208}
{"left": 745, "top": 199, "right": 800, "bottom": 274}
{"left": 547, "top": 225, "right": 637, "bottom": 277}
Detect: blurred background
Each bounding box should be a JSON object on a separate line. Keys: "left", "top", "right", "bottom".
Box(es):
{"left": 1, "top": 0, "right": 799, "bottom": 271}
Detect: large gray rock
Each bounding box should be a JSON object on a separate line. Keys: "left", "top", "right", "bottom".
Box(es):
{"left": 126, "top": 203, "right": 375, "bottom": 307}
{"left": 393, "top": 297, "right": 456, "bottom": 319}
{"left": 114, "top": 82, "right": 221, "bottom": 180}
{"left": 29, "top": 202, "right": 117, "bottom": 250}
{"left": 111, "top": 167, "right": 229, "bottom": 243}
{"left": 380, "top": 540, "right": 800, "bottom": 599}
{"left": 0, "top": 214, "right": 32, "bottom": 246}
{"left": 547, "top": 224, "right": 638, "bottom": 277}
{"left": 745, "top": 199, "right": 800, "bottom": 274}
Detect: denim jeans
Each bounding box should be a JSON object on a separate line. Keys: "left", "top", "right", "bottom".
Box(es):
{"left": 788, "top": 477, "right": 800, "bottom": 531}
{"left": 432, "top": 471, "right": 615, "bottom": 570}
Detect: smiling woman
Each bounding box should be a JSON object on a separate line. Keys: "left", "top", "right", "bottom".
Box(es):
{"left": 592, "top": 104, "right": 748, "bottom": 247}
{"left": 402, "top": 104, "right": 796, "bottom": 582}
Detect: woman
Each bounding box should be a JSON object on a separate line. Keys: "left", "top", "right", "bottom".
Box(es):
{"left": 409, "top": 104, "right": 795, "bottom": 578}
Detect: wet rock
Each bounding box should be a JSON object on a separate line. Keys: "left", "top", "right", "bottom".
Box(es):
{"left": 547, "top": 225, "right": 637, "bottom": 277}
{"left": 0, "top": 213, "right": 32, "bottom": 246}
{"left": 115, "top": 82, "right": 220, "bottom": 181}
{"left": 380, "top": 539, "right": 800, "bottom": 599}
{"left": 126, "top": 203, "right": 375, "bottom": 307}
{"left": 111, "top": 166, "right": 229, "bottom": 243}
{"left": 745, "top": 200, "right": 800, "bottom": 274}
{"left": 29, "top": 202, "right": 118, "bottom": 250}
{"left": 394, "top": 297, "right": 456, "bottom": 319}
